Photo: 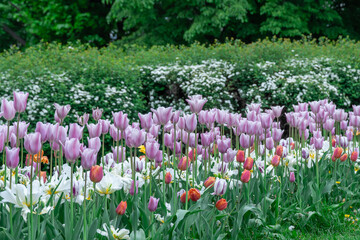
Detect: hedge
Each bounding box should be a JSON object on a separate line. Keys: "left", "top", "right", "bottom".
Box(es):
{"left": 1, "top": 37, "right": 360, "bottom": 127}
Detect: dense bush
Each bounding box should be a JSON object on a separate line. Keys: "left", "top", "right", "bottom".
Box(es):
{"left": 1, "top": 37, "right": 360, "bottom": 127}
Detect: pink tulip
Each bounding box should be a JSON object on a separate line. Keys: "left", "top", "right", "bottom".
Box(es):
{"left": 92, "top": 107, "right": 103, "bottom": 121}
{"left": 88, "top": 137, "right": 101, "bottom": 153}
{"left": 35, "top": 122, "right": 50, "bottom": 143}
{"left": 62, "top": 138, "right": 81, "bottom": 163}
{"left": 69, "top": 123, "right": 83, "bottom": 140}
{"left": 81, "top": 148, "right": 97, "bottom": 170}
{"left": 99, "top": 119, "right": 110, "bottom": 134}
{"left": 148, "top": 196, "right": 159, "bottom": 212}
{"left": 138, "top": 113, "right": 153, "bottom": 131}
{"left": 13, "top": 91, "right": 29, "bottom": 113}
{"left": 186, "top": 95, "right": 207, "bottom": 114}
{"left": 24, "top": 132, "right": 42, "bottom": 155}
{"left": 1, "top": 99, "right": 16, "bottom": 121}
{"left": 76, "top": 113, "right": 89, "bottom": 126}
{"left": 151, "top": 107, "right": 172, "bottom": 125}
{"left": 54, "top": 103, "right": 71, "bottom": 120}
{"left": 112, "top": 111, "right": 129, "bottom": 130}
{"left": 87, "top": 123, "right": 102, "bottom": 138}
{"left": 6, "top": 147, "right": 19, "bottom": 169}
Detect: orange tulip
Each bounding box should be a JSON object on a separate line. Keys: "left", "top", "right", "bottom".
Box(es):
{"left": 180, "top": 191, "right": 190, "bottom": 203}
{"left": 165, "top": 172, "right": 172, "bottom": 184}
{"left": 333, "top": 147, "right": 343, "bottom": 159}
{"left": 215, "top": 198, "right": 227, "bottom": 211}
{"left": 236, "top": 150, "right": 245, "bottom": 163}
{"left": 276, "top": 145, "right": 283, "bottom": 157}
{"left": 243, "top": 157, "right": 254, "bottom": 170}
{"left": 116, "top": 201, "right": 127, "bottom": 215}
{"left": 340, "top": 153, "right": 348, "bottom": 162}
{"left": 271, "top": 155, "right": 280, "bottom": 167}
{"left": 350, "top": 151, "right": 359, "bottom": 162}
{"left": 204, "top": 176, "right": 216, "bottom": 188}
{"left": 178, "top": 156, "right": 190, "bottom": 171}
{"left": 40, "top": 171, "right": 47, "bottom": 183}
{"left": 189, "top": 188, "right": 201, "bottom": 202}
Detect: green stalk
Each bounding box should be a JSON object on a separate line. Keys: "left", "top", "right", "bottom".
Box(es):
{"left": 194, "top": 125, "right": 198, "bottom": 185}
{"left": 162, "top": 126, "right": 166, "bottom": 204}
{"left": 30, "top": 155, "right": 34, "bottom": 240}
{"left": 70, "top": 163, "right": 74, "bottom": 233}
{"left": 116, "top": 129, "right": 120, "bottom": 163}
{"left": 101, "top": 133, "right": 105, "bottom": 165}
{"left": 316, "top": 150, "right": 319, "bottom": 188}
{"left": 4, "top": 120, "right": 10, "bottom": 188}
{"left": 173, "top": 122, "right": 177, "bottom": 213}
{"left": 21, "top": 139, "right": 24, "bottom": 168}
{"left": 15, "top": 113, "right": 20, "bottom": 183}
{"left": 50, "top": 144, "right": 53, "bottom": 180}
{"left": 83, "top": 172, "right": 87, "bottom": 240}
{"left": 263, "top": 137, "right": 267, "bottom": 221}
{"left": 185, "top": 133, "right": 190, "bottom": 210}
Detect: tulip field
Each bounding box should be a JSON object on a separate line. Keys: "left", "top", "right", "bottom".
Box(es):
{"left": 1, "top": 92, "right": 360, "bottom": 239}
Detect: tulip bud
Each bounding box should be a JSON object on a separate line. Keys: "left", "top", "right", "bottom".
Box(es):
{"left": 236, "top": 150, "right": 245, "bottom": 163}
{"left": 180, "top": 191, "right": 190, "bottom": 203}
{"left": 90, "top": 165, "right": 103, "bottom": 183}
{"left": 243, "top": 157, "right": 254, "bottom": 170}
{"left": 240, "top": 170, "right": 251, "bottom": 183}
{"left": 129, "top": 180, "right": 139, "bottom": 196}
{"left": 351, "top": 151, "right": 359, "bottom": 162}
{"left": 289, "top": 172, "right": 295, "bottom": 183}
{"left": 213, "top": 179, "right": 227, "bottom": 195}
{"left": 116, "top": 201, "right": 127, "bottom": 215}
{"left": 92, "top": 107, "right": 103, "bottom": 121}
{"left": 189, "top": 188, "right": 201, "bottom": 202}
{"left": 276, "top": 145, "right": 283, "bottom": 157}
{"left": 271, "top": 155, "right": 280, "bottom": 167}
{"left": 333, "top": 147, "right": 343, "bottom": 159}
{"left": 165, "top": 172, "right": 172, "bottom": 184}
{"left": 204, "top": 176, "right": 215, "bottom": 188}
{"left": 215, "top": 198, "right": 228, "bottom": 211}
{"left": 6, "top": 147, "right": 19, "bottom": 169}
{"left": 340, "top": 154, "right": 348, "bottom": 162}
{"left": 148, "top": 196, "right": 159, "bottom": 212}
{"left": 332, "top": 138, "right": 336, "bottom": 147}
{"left": 178, "top": 156, "right": 190, "bottom": 171}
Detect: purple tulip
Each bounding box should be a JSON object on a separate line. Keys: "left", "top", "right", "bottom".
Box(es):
{"left": 13, "top": 91, "right": 29, "bottom": 113}
{"left": 334, "top": 109, "right": 346, "bottom": 122}
{"left": 289, "top": 172, "right": 295, "bottom": 183}
{"left": 148, "top": 196, "right": 159, "bottom": 212}
{"left": 56, "top": 126, "right": 68, "bottom": 145}
{"left": 110, "top": 125, "right": 121, "bottom": 141}
{"left": 88, "top": 137, "right": 101, "bottom": 152}
{"left": 216, "top": 110, "right": 229, "bottom": 125}
{"left": 223, "top": 149, "right": 237, "bottom": 163}
{"left": 24, "top": 132, "right": 42, "bottom": 155}
{"left": 35, "top": 122, "right": 49, "bottom": 143}
{"left": 155, "top": 150, "right": 163, "bottom": 163}
{"left": 246, "top": 121, "right": 256, "bottom": 135}
{"left": 201, "top": 132, "right": 213, "bottom": 147}
{"left": 67, "top": 123, "right": 83, "bottom": 140}
{"left": 81, "top": 148, "right": 97, "bottom": 170}
{"left": 198, "top": 111, "right": 207, "bottom": 125}
{"left": 213, "top": 179, "right": 227, "bottom": 195}
{"left": 92, "top": 107, "right": 103, "bottom": 121}
{"left": 271, "top": 106, "right": 284, "bottom": 118}
{"left": 313, "top": 137, "right": 324, "bottom": 150}
{"left": 185, "top": 114, "right": 197, "bottom": 133}
{"left": 240, "top": 133, "right": 250, "bottom": 149}
{"left": 346, "top": 129, "right": 353, "bottom": 141}
{"left": 54, "top": 111, "right": 61, "bottom": 123}
{"left": 266, "top": 137, "right": 274, "bottom": 150}
{"left": 130, "top": 180, "right": 139, "bottom": 196}
{"left": 135, "top": 159, "right": 144, "bottom": 172}
{"left": 353, "top": 105, "right": 360, "bottom": 116}
{"left": 325, "top": 103, "right": 336, "bottom": 115}
{"left": 340, "top": 136, "right": 348, "bottom": 148}
{"left": 87, "top": 123, "right": 102, "bottom": 138}
{"left": 186, "top": 96, "right": 207, "bottom": 114}
{"left": 10, "top": 133, "right": 17, "bottom": 148}
{"left": 99, "top": 119, "right": 110, "bottom": 134}
{"left": 62, "top": 138, "right": 81, "bottom": 163}
{"left": 125, "top": 127, "right": 145, "bottom": 148}
{"left": 1, "top": 99, "right": 16, "bottom": 121}
{"left": 111, "top": 146, "right": 126, "bottom": 162}
{"left": 146, "top": 141, "right": 160, "bottom": 160}
{"left": 13, "top": 121, "right": 29, "bottom": 139}
{"left": 247, "top": 103, "right": 261, "bottom": 114}
{"left": 76, "top": 113, "right": 89, "bottom": 126}
{"left": 149, "top": 125, "right": 160, "bottom": 137}
{"left": 151, "top": 107, "right": 172, "bottom": 125}
{"left": 138, "top": 113, "right": 153, "bottom": 131}
{"left": 309, "top": 101, "right": 321, "bottom": 114}
{"left": 272, "top": 128, "right": 284, "bottom": 142}
{"left": 6, "top": 147, "right": 19, "bottom": 169}
{"left": 54, "top": 103, "right": 71, "bottom": 120}
{"left": 340, "top": 120, "right": 348, "bottom": 131}
{"left": 0, "top": 132, "right": 5, "bottom": 153}
{"left": 217, "top": 137, "right": 231, "bottom": 153}
{"left": 171, "top": 110, "right": 181, "bottom": 124}
{"left": 112, "top": 111, "right": 129, "bottom": 130}
{"left": 260, "top": 113, "right": 272, "bottom": 129}
{"left": 324, "top": 118, "right": 335, "bottom": 131}
{"left": 238, "top": 119, "right": 248, "bottom": 133}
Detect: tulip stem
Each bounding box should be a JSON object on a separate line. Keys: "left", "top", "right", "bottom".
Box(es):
{"left": 116, "top": 129, "right": 120, "bottom": 164}
{"left": 15, "top": 113, "right": 20, "bottom": 183}
{"left": 83, "top": 172, "right": 87, "bottom": 240}
{"left": 101, "top": 133, "right": 105, "bottom": 166}
{"left": 50, "top": 144, "right": 53, "bottom": 180}
{"left": 70, "top": 163, "right": 74, "bottom": 233}
{"left": 4, "top": 120, "right": 10, "bottom": 188}
{"left": 316, "top": 150, "right": 319, "bottom": 188}
{"left": 173, "top": 122, "right": 177, "bottom": 214}
{"left": 30, "top": 154, "right": 34, "bottom": 240}
{"left": 194, "top": 124, "right": 198, "bottom": 185}
{"left": 185, "top": 133, "right": 190, "bottom": 210}
{"left": 263, "top": 137, "right": 267, "bottom": 222}
{"left": 162, "top": 126, "right": 166, "bottom": 204}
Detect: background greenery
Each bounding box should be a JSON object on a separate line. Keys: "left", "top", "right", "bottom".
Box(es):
{"left": 0, "top": 37, "right": 359, "bottom": 127}
{"left": 1, "top": 0, "right": 360, "bottom": 51}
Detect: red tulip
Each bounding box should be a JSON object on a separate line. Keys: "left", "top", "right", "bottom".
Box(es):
{"left": 116, "top": 201, "right": 127, "bottom": 215}
{"left": 189, "top": 188, "right": 201, "bottom": 202}
{"left": 215, "top": 198, "right": 227, "bottom": 211}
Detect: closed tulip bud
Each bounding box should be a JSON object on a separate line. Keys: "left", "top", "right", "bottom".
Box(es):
{"left": 271, "top": 155, "right": 280, "bottom": 167}
{"left": 240, "top": 169, "right": 251, "bottom": 183}
{"left": 13, "top": 91, "right": 29, "bottom": 113}
{"left": 178, "top": 156, "right": 190, "bottom": 171}
{"left": 77, "top": 113, "right": 89, "bottom": 126}
{"left": 215, "top": 198, "right": 228, "bottom": 211}
{"left": 189, "top": 188, "right": 201, "bottom": 201}
{"left": 81, "top": 148, "right": 97, "bottom": 171}
{"left": 290, "top": 142, "right": 295, "bottom": 150}
{"left": 243, "top": 157, "right": 254, "bottom": 170}
{"left": 92, "top": 107, "right": 103, "bottom": 121}
{"left": 332, "top": 138, "right": 336, "bottom": 147}
{"left": 266, "top": 137, "right": 274, "bottom": 150}
{"left": 351, "top": 150, "right": 359, "bottom": 162}
{"left": 289, "top": 172, "right": 295, "bottom": 183}
{"left": 340, "top": 154, "right": 348, "bottom": 162}
{"left": 88, "top": 137, "right": 101, "bottom": 153}
{"left": 213, "top": 179, "right": 227, "bottom": 196}
{"left": 180, "top": 191, "right": 190, "bottom": 203}
{"left": 302, "top": 148, "right": 309, "bottom": 159}
{"left": 148, "top": 196, "right": 159, "bottom": 212}
{"left": 6, "top": 147, "right": 19, "bottom": 169}
{"left": 165, "top": 172, "right": 172, "bottom": 184}
{"left": 54, "top": 103, "right": 71, "bottom": 120}
{"left": 116, "top": 201, "right": 127, "bottom": 215}
{"left": 24, "top": 132, "right": 42, "bottom": 155}
{"left": 276, "top": 145, "right": 283, "bottom": 157}
{"left": 90, "top": 165, "right": 103, "bottom": 183}
{"left": 236, "top": 150, "right": 245, "bottom": 163}
{"left": 333, "top": 147, "right": 343, "bottom": 159}
{"left": 129, "top": 180, "right": 139, "bottom": 196}
{"left": 204, "top": 176, "right": 216, "bottom": 188}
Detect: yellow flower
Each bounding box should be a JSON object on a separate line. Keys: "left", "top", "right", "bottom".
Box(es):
{"left": 336, "top": 181, "right": 341, "bottom": 184}
{"left": 310, "top": 153, "right": 315, "bottom": 160}
{"left": 345, "top": 214, "right": 350, "bottom": 218}
{"left": 138, "top": 145, "right": 146, "bottom": 154}
{"left": 329, "top": 171, "right": 331, "bottom": 174}
{"left": 356, "top": 130, "right": 360, "bottom": 136}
